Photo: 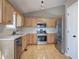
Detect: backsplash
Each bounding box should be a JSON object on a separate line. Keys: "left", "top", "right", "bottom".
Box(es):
{"left": 0, "top": 25, "right": 5, "bottom": 34}
{"left": 46, "top": 28, "right": 56, "bottom": 33}
{"left": 22, "top": 27, "right": 37, "bottom": 33}
{"left": 0, "top": 25, "right": 15, "bottom": 35}
{"left": 21, "top": 27, "right": 56, "bottom": 33}
{"left": 0, "top": 25, "right": 57, "bottom": 35}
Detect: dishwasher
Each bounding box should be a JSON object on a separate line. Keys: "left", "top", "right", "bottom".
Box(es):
{"left": 14, "top": 37, "right": 22, "bottom": 59}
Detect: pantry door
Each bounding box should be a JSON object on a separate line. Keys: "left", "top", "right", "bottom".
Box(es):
{"left": 66, "top": 2, "right": 78, "bottom": 59}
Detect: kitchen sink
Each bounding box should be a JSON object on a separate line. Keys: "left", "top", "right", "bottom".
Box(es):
{"left": 12, "top": 31, "right": 23, "bottom": 35}
{"left": 12, "top": 33, "right": 23, "bottom": 35}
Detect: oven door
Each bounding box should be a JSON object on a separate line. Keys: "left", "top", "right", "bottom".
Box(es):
{"left": 37, "top": 36, "right": 47, "bottom": 44}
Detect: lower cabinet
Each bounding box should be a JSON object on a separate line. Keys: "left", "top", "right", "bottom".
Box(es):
{"left": 21, "top": 33, "right": 56, "bottom": 49}
{"left": 22, "top": 35, "right": 29, "bottom": 51}
{"left": 47, "top": 33, "right": 56, "bottom": 44}
{"left": 22, "top": 34, "right": 37, "bottom": 51}
{"left": 29, "top": 34, "right": 37, "bottom": 44}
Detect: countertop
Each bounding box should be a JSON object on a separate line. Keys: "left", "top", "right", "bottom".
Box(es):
{"left": 0, "top": 28, "right": 56, "bottom": 40}
{"left": 0, "top": 32, "right": 27, "bottom": 40}
{"left": 0, "top": 35, "right": 23, "bottom": 40}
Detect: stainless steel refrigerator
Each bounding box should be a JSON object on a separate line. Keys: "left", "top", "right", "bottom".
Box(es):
{"left": 56, "top": 17, "right": 65, "bottom": 54}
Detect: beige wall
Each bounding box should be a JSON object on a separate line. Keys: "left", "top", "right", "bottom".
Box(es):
{"left": 0, "top": 25, "right": 15, "bottom": 35}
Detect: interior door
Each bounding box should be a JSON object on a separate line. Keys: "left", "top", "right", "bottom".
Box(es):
{"left": 66, "top": 2, "right": 78, "bottom": 59}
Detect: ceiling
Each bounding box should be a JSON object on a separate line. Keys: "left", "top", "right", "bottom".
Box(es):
{"left": 9, "top": 0, "right": 65, "bottom": 14}
{"left": 25, "top": 5, "right": 65, "bottom": 17}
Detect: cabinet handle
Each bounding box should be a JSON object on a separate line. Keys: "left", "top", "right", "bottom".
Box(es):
{"left": 73, "top": 35, "right": 76, "bottom": 38}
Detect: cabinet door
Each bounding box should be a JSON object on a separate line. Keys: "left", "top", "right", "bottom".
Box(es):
{"left": 29, "top": 34, "right": 37, "bottom": 44}
{"left": 37, "top": 18, "right": 46, "bottom": 23}
{"left": 47, "top": 33, "right": 56, "bottom": 44}
{"left": 47, "top": 18, "right": 57, "bottom": 27}
{"left": 16, "top": 12, "right": 24, "bottom": 27}
{"left": 0, "top": 0, "right": 2, "bottom": 23}
{"left": 24, "top": 17, "right": 37, "bottom": 27}
{"left": 22, "top": 36, "right": 26, "bottom": 51}
{"left": 2, "top": 0, "right": 7, "bottom": 24}
{"left": 3, "top": 0, "right": 14, "bottom": 24}
{"left": 6, "top": 1, "right": 14, "bottom": 24}
{"left": 31, "top": 19, "right": 37, "bottom": 27}
{"left": 24, "top": 17, "right": 32, "bottom": 27}
{"left": 32, "top": 34, "right": 37, "bottom": 44}
{"left": 22, "top": 35, "right": 29, "bottom": 51}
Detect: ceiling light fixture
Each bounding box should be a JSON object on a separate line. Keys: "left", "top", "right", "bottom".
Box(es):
{"left": 41, "top": 0, "right": 45, "bottom": 9}
{"left": 41, "top": 0, "right": 44, "bottom": 4}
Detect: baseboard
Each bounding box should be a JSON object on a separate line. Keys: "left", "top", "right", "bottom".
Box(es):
{"left": 65, "top": 52, "right": 72, "bottom": 59}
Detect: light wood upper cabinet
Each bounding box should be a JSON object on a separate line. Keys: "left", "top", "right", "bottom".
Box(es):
{"left": 0, "top": 0, "right": 2, "bottom": 23}
{"left": 47, "top": 33, "right": 56, "bottom": 44}
{"left": 24, "top": 17, "right": 37, "bottom": 27}
{"left": 37, "top": 18, "right": 46, "bottom": 23}
{"left": 31, "top": 19, "right": 37, "bottom": 27}
{"left": 6, "top": 1, "right": 14, "bottom": 24}
{"left": 3, "top": 0, "right": 14, "bottom": 24}
{"left": 0, "top": 0, "right": 24, "bottom": 25}
{"left": 16, "top": 12, "right": 24, "bottom": 27}
{"left": 2, "top": 0, "right": 7, "bottom": 24}
{"left": 24, "top": 17, "right": 57, "bottom": 27}
{"left": 24, "top": 17, "right": 32, "bottom": 27}
{"left": 47, "top": 17, "right": 57, "bottom": 27}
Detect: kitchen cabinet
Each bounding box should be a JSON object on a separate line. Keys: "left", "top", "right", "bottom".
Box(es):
{"left": 24, "top": 17, "right": 32, "bottom": 27}
{"left": 31, "top": 19, "right": 37, "bottom": 27}
{"left": 24, "top": 17, "right": 57, "bottom": 27}
{"left": 3, "top": 0, "right": 14, "bottom": 24}
{"left": 0, "top": 0, "right": 2, "bottom": 23}
{"left": 29, "top": 34, "right": 37, "bottom": 44}
{"left": 0, "top": 0, "right": 24, "bottom": 25}
{"left": 24, "top": 17, "right": 47, "bottom": 27}
{"left": 47, "top": 33, "right": 56, "bottom": 44}
{"left": 47, "top": 17, "right": 57, "bottom": 27}
{"left": 22, "top": 35, "right": 27, "bottom": 51}
{"left": 22, "top": 35, "right": 29, "bottom": 51}
{"left": 37, "top": 18, "right": 46, "bottom": 23}
{"left": 24, "top": 17, "right": 37, "bottom": 27}
{"left": 16, "top": 12, "right": 24, "bottom": 27}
